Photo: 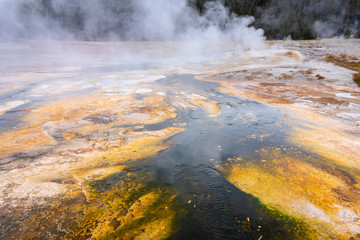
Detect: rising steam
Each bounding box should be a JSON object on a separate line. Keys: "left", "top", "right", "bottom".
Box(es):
{"left": 0, "top": 0, "right": 266, "bottom": 50}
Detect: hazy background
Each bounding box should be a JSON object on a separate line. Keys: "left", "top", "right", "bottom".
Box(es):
{"left": 0, "top": 0, "right": 359, "bottom": 42}
{"left": 0, "top": 0, "right": 264, "bottom": 43}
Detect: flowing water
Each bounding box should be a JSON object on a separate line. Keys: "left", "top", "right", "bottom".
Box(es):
{"left": 136, "top": 75, "right": 307, "bottom": 239}
{"left": 1, "top": 41, "right": 360, "bottom": 240}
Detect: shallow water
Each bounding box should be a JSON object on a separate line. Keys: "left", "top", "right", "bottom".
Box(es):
{"left": 83, "top": 74, "right": 315, "bottom": 239}
{"left": 1, "top": 41, "right": 360, "bottom": 240}
{"left": 141, "top": 76, "right": 300, "bottom": 239}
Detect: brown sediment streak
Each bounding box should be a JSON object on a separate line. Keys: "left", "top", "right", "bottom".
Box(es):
{"left": 325, "top": 54, "right": 360, "bottom": 86}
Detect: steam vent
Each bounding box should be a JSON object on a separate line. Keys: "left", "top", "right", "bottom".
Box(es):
{"left": 1, "top": 0, "right": 360, "bottom": 239}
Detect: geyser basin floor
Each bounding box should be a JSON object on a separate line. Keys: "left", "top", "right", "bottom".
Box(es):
{"left": 0, "top": 40, "right": 360, "bottom": 240}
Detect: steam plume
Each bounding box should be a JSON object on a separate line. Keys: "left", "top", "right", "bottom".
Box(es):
{"left": 0, "top": 0, "right": 265, "bottom": 50}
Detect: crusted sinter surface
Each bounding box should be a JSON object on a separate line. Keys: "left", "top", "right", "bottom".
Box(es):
{"left": 1, "top": 39, "right": 360, "bottom": 239}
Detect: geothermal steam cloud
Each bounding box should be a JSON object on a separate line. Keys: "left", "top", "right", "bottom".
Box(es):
{"left": 0, "top": 0, "right": 265, "bottom": 50}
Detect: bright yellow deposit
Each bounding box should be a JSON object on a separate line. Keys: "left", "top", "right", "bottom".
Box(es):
{"left": 226, "top": 148, "right": 360, "bottom": 239}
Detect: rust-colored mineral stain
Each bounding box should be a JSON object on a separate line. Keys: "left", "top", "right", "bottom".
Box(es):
{"left": 325, "top": 54, "right": 360, "bottom": 86}
{"left": 0, "top": 124, "right": 53, "bottom": 158}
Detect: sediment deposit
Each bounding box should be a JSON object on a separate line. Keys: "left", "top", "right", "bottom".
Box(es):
{"left": 1, "top": 39, "right": 360, "bottom": 239}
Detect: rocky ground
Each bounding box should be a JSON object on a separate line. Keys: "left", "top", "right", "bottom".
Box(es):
{"left": 0, "top": 39, "right": 359, "bottom": 239}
